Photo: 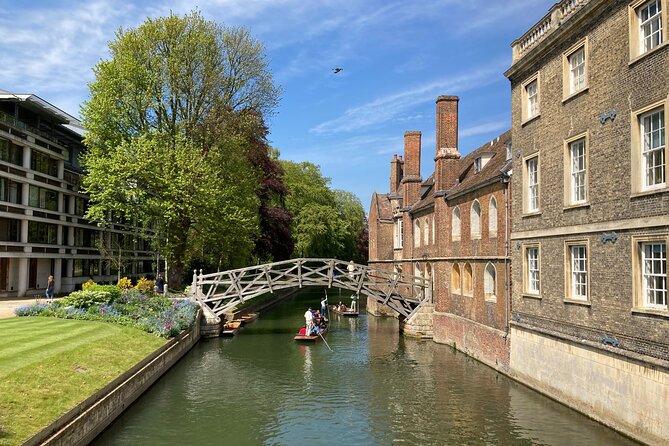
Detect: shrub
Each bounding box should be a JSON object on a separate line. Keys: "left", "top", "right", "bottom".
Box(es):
{"left": 117, "top": 276, "right": 133, "bottom": 290}
{"left": 82, "top": 279, "right": 96, "bottom": 290}
{"left": 60, "top": 290, "right": 111, "bottom": 308}
{"left": 135, "top": 277, "right": 156, "bottom": 295}
{"left": 86, "top": 284, "right": 122, "bottom": 302}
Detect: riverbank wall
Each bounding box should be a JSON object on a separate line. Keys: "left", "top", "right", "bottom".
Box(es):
{"left": 25, "top": 311, "right": 202, "bottom": 446}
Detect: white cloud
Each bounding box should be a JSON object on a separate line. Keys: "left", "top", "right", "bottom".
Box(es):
{"left": 309, "top": 63, "right": 507, "bottom": 135}
{"left": 459, "top": 120, "right": 509, "bottom": 138}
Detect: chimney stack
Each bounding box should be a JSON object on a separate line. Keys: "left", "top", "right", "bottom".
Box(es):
{"left": 390, "top": 154, "right": 403, "bottom": 193}
{"left": 434, "top": 96, "right": 461, "bottom": 192}
{"left": 401, "top": 131, "right": 422, "bottom": 205}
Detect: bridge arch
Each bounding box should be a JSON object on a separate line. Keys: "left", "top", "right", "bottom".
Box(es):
{"left": 190, "top": 258, "right": 431, "bottom": 320}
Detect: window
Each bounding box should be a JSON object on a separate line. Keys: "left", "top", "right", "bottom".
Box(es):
{"left": 463, "top": 263, "right": 473, "bottom": 296}
{"left": 642, "top": 108, "right": 665, "bottom": 189}
{"left": 524, "top": 245, "right": 540, "bottom": 295}
{"left": 31, "top": 151, "right": 58, "bottom": 177}
{"left": 630, "top": 0, "right": 667, "bottom": 59}
{"left": 394, "top": 219, "right": 403, "bottom": 249}
{"left": 521, "top": 73, "right": 540, "bottom": 122}
{"left": 471, "top": 200, "right": 481, "bottom": 239}
{"left": 28, "top": 221, "right": 58, "bottom": 244}
{"left": 640, "top": 0, "right": 664, "bottom": 53}
{"left": 29, "top": 185, "right": 58, "bottom": 211}
{"left": 414, "top": 219, "right": 420, "bottom": 247}
{"left": 489, "top": 197, "right": 498, "bottom": 236}
{"left": 0, "top": 138, "right": 23, "bottom": 166}
{"left": 0, "top": 218, "right": 20, "bottom": 242}
{"left": 451, "top": 264, "right": 461, "bottom": 294}
{"left": 0, "top": 178, "right": 21, "bottom": 204}
{"left": 506, "top": 144, "right": 512, "bottom": 162}
{"left": 474, "top": 158, "right": 482, "bottom": 173}
{"left": 565, "top": 136, "right": 588, "bottom": 205}
{"left": 423, "top": 219, "right": 429, "bottom": 246}
{"left": 431, "top": 215, "right": 435, "bottom": 245}
{"left": 484, "top": 262, "right": 496, "bottom": 301}
{"left": 566, "top": 243, "right": 588, "bottom": 301}
{"left": 524, "top": 155, "right": 540, "bottom": 213}
{"left": 74, "top": 197, "right": 86, "bottom": 217}
{"left": 633, "top": 237, "right": 667, "bottom": 312}
{"left": 563, "top": 39, "right": 588, "bottom": 98}
{"left": 452, "top": 207, "right": 461, "bottom": 241}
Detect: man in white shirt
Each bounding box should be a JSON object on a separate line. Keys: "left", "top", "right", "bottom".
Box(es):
{"left": 304, "top": 307, "right": 314, "bottom": 335}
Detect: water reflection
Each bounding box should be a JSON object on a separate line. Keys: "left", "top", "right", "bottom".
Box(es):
{"left": 93, "top": 288, "right": 639, "bottom": 446}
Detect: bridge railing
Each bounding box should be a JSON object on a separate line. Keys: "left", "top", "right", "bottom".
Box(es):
{"left": 190, "top": 258, "right": 430, "bottom": 319}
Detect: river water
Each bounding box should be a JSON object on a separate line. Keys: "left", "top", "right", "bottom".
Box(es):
{"left": 93, "top": 288, "right": 638, "bottom": 446}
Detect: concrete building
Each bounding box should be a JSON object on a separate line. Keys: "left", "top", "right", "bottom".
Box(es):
{"left": 505, "top": 1, "right": 669, "bottom": 444}
{"left": 368, "top": 96, "right": 513, "bottom": 365}
{"left": 0, "top": 90, "right": 155, "bottom": 298}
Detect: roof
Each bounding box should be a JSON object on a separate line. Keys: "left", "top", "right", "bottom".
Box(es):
{"left": 0, "top": 89, "right": 81, "bottom": 125}
{"left": 411, "top": 174, "right": 435, "bottom": 214}
{"left": 445, "top": 129, "right": 512, "bottom": 198}
{"left": 372, "top": 192, "right": 393, "bottom": 222}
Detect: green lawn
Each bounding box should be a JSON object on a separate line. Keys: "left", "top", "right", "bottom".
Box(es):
{"left": 0, "top": 317, "right": 166, "bottom": 446}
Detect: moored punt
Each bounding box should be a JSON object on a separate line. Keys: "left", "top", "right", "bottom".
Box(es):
{"left": 240, "top": 312, "right": 259, "bottom": 325}
{"left": 294, "top": 326, "right": 328, "bottom": 341}
{"left": 221, "top": 320, "right": 242, "bottom": 337}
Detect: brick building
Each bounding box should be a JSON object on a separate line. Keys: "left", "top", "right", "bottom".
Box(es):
{"left": 0, "top": 90, "right": 156, "bottom": 297}
{"left": 369, "top": 96, "right": 513, "bottom": 367}
{"left": 505, "top": 0, "right": 668, "bottom": 443}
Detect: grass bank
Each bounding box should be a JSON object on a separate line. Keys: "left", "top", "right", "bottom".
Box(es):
{"left": 0, "top": 317, "right": 165, "bottom": 446}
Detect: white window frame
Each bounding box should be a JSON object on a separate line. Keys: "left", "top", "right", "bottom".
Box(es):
{"left": 489, "top": 196, "right": 498, "bottom": 236}
{"left": 565, "top": 242, "right": 589, "bottom": 302}
{"left": 642, "top": 108, "right": 666, "bottom": 190}
{"left": 631, "top": 101, "right": 668, "bottom": 195}
{"left": 629, "top": 0, "right": 668, "bottom": 60}
{"left": 474, "top": 158, "right": 482, "bottom": 173}
{"left": 452, "top": 207, "right": 461, "bottom": 241}
{"left": 633, "top": 235, "right": 668, "bottom": 314}
{"left": 523, "top": 154, "right": 540, "bottom": 214}
{"left": 394, "top": 219, "right": 403, "bottom": 249}
{"left": 521, "top": 73, "right": 540, "bottom": 123}
{"left": 569, "top": 47, "right": 586, "bottom": 94}
{"left": 470, "top": 200, "right": 481, "bottom": 239}
{"left": 564, "top": 135, "right": 588, "bottom": 206}
{"left": 524, "top": 245, "right": 541, "bottom": 296}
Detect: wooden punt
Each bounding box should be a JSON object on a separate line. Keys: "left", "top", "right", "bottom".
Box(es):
{"left": 239, "top": 312, "right": 259, "bottom": 325}
{"left": 221, "top": 320, "right": 242, "bottom": 337}
{"left": 330, "top": 305, "right": 359, "bottom": 317}
{"left": 294, "top": 326, "right": 328, "bottom": 341}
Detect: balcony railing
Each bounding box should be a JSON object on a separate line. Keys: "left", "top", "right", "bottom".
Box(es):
{"left": 511, "top": 0, "right": 591, "bottom": 63}
{"left": 0, "top": 110, "right": 73, "bottom": 155}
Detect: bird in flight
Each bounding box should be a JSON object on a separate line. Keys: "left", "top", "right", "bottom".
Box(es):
{"left": 333, "top": 67, "right": 343, "bottom": 74}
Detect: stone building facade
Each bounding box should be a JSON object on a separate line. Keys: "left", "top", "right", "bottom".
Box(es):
{"left": 0, "top": 90, "right": 156, "bottom": 297}
{"left": 505, "top": 0, "right": 669, "bottom": 444}
{"left": 369, "top": 96, "right": 513, "bottom": 368}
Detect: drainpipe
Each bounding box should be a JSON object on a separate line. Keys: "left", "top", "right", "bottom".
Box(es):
{"left": 502, "top": 172, "right": 510, "bottom": 338}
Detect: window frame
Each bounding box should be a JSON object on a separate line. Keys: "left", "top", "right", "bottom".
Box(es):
{"left": 521, "top": 72, "right": 541, "bottom": 124}
{"left": 394, "top": 218, "right": 403, "bottom": 249}
{"left": 484, "top": 262, "right": 497, "bottom": 302}
{"left": 463, "top": 263, "right": 473, "bottom": 297}
{"left": 563, "top": 132, "right": 589, "bottom": 208}
{"left": 423, "top": 218, "right": 429, "bottom": 246}
{"left": 451, "top": 263, "right": 461, "bottom": 295}
{"left": 523, "top": 243, "right": 542, "bottom": 297}
{"left": 564, "top": 240, "right": 590, "bottom": 303}
{"left": 631, "top": 100, "right": 668, "bottom": 195}
{"left": 629, "top": 0, "right": 668, "bottom": 62}
{"left": 414, "top": 218, "right": 421, "bottom": 248}
{"left": 632, "top": 234, "right": 668, "bottom": 315}
{"left": 452, "top": 207, "right": 461, "bottom": 241}
{"left": 489, "top": 196, "right": 498, "bottom": 237}
{"left": 523, "top": 153, "right": 541, "bottom": 215}
{"left": 562, "top": 38, "right": 588, "bottom": 100}
{"left": 470, "top": 199, "right": 481, "bottom": 240}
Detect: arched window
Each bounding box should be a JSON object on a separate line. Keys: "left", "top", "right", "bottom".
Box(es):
{"left": 431, "top": 215, "right": 435, "bottom": 244}
{"left": 414, "top": 219, "right": 420, "bottom": 247}
{"left": 452, "top": 207, "right": 461, "bottom": 240}
{"left": 463, "top": 263, "right": 473, "bottom": 296}
{"left": 451, "top": 263, "right": 461, "bottom": 294}
{"left": 489, "top": 197, "right": 498, "bottom": 236}
{"left": 423, "top": 219, "right": 429, "bottom": 245}
{"left": 485, "top": 262, "right": 497, "bottom": 301}
{"left": 471, "top": 200, "right": 481, "bottom": 239}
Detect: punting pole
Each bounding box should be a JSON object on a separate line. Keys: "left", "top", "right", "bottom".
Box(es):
{"left": 319, "top": 332, "right": 333, "bottom": 352}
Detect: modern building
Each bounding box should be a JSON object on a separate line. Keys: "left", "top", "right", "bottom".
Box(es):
{"left": 505, "top": 0, "right": 668, "bottom": 443}
{"left": 368, "top": 96, "right": 513, "bottom": 367}
{"left": 0, "top": 90, "right": 155, "bottom": 298}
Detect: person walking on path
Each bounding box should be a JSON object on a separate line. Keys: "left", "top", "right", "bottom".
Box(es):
{"left": 304, "top": 307, "right": 314, "bottom": 336}
{"left": 155, "top": 274, "right": 165, "bottom": 295}
{"left": 46, "top": 275, "right": 55, "bottom": 303}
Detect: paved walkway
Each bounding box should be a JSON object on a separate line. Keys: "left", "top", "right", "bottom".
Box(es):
{"left": 0, "top": 298, "right": 47, "bottom": 319}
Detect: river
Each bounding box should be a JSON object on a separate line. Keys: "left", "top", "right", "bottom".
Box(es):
{"left": 92, "top": 288, "right": 638, "bottom": 446}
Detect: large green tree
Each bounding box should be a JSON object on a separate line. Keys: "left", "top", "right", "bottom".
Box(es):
{"left": 280, "top": 160, "right": 366, "bottom": 261}
{"left": 81, "top": 11, "right": 280, "bottom": 287}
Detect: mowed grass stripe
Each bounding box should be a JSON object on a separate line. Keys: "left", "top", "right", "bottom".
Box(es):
{"left": 0, "top": 326, "right": 118, "bottom": 377}
{"left": 0, "top": 319, "right": 84, "bottom": 337}
{"left": 0, "top": 320, "right": 120, "bottom": 378}
{"left": 0, "top": 317, "right": 68, "bottom": 329}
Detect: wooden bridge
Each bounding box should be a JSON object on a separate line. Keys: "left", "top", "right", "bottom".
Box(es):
{"left": 190, "top": 258, "right": 431, "bottom": 320}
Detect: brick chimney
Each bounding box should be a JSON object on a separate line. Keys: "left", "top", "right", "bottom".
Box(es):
{"left": 434, "top": 96, "right": 461, "bottom": 193}
{"left": 390, "top": 154, "right": 403, "bottom": 193}
{"left": 401, "top": 131, "right": 422, "bottom": 206}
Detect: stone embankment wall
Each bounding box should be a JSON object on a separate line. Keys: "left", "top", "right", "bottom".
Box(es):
{"left": 25, "top": 312, "right": 202, "bottom": 446}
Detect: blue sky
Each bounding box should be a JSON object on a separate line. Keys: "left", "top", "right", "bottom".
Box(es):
{"left": 0, "top": 0, "right": 554, "bottom": 207}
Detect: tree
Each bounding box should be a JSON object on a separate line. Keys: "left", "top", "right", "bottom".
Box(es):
{"left": 81, "top": 11, "right": 280, "bottom": 287}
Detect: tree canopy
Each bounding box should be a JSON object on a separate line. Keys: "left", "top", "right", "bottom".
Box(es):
{"left": 81, "top": 11, "right": 280, "bottom": 286}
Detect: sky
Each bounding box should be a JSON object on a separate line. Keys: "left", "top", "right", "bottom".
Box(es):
{"left": 0, "top": 0, "right": 555, "bottom": 207}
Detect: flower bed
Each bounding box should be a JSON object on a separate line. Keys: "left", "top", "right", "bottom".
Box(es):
{"left": 15, "top": 290, "right": 199, "bottom": 338}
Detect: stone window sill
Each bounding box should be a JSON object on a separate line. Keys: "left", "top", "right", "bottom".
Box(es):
{"left": 630, "top": 187, "right": 669, "bottom": 199}
{"left": 522, "top": 210, "right": 542, "bottom": 218}
{"left": 562, "top": 87, "right": 589, "bottom": 104}
{"left": 563, "top": 202, "right": 590, "bottom": 211}
{"left": 522, "top": 114, "right": 541, "bottom": 127}
{"left": 631, "top": 308, "right": 669, "bottom": 319}
{"left": 521, "top": 293, "right": 542, "bottom": 300}
{"left": 564, "top": 298, "right": 591, "bottom": 307}
{"left": 629, "top": 41, "right": 668, "bottom": 67}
